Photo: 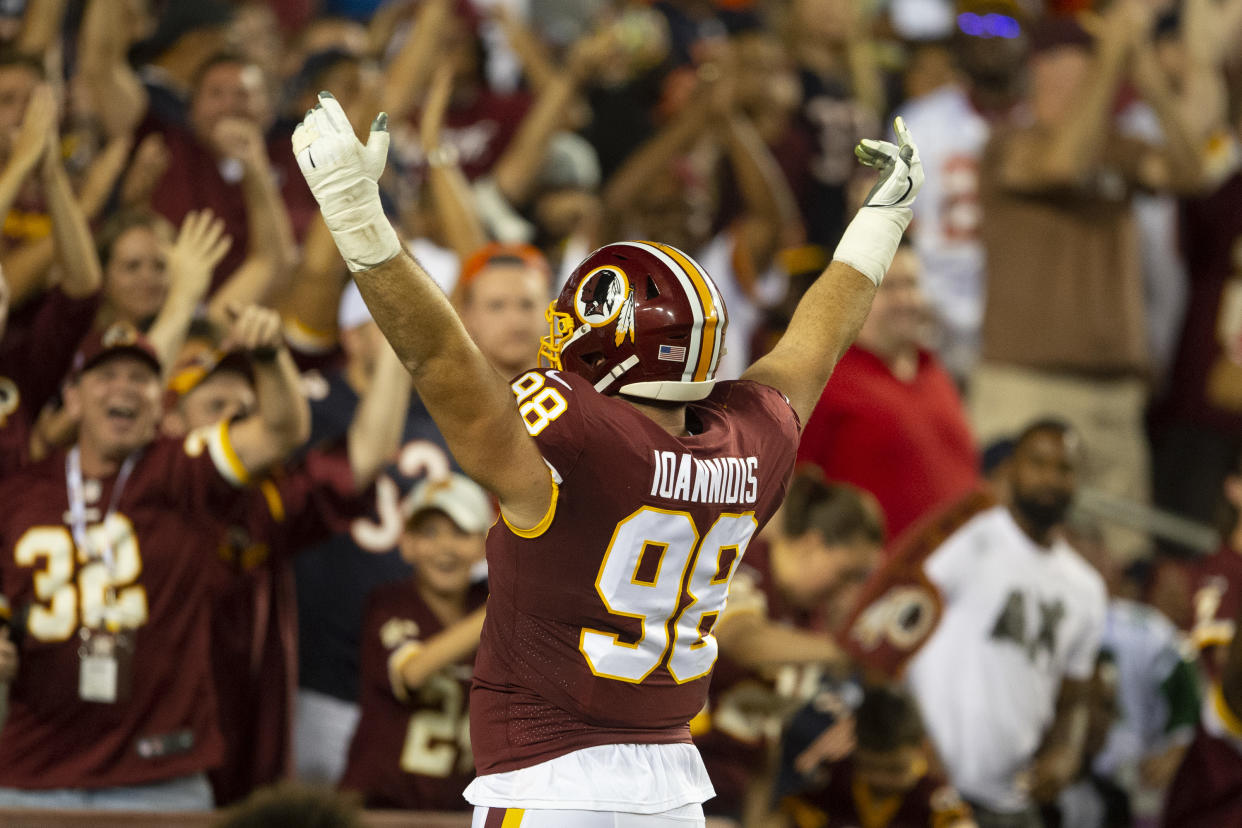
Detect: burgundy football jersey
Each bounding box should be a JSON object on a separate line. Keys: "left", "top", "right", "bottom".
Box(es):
{"left": 340, "top": 579, "right": 489, "bottom": 809}
{"left": 471, "top": 370, "right": 800, "bottom": 775}
{"left": 209, "top": 444, "right": 365, "bottom": 805}
{"left": 1161, "top": 690, "right": 1242, "bottom": 828}
{"left": 0, "top": 424, "right": 253, "bottom": 789}
{"left": 786, "top": 756, "right": 972, "bottom": 828}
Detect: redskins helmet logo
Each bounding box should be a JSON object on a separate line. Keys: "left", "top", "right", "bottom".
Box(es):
{"left": 574, "top": 266, "right": 629, "bottom": 327}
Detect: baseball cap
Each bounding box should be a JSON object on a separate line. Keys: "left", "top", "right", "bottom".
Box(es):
{"left": 404, "top": 474, "right": 495, "bottom": 534}
{"left": 166, "top": 339, "right": 252, "bottom": 402}
{"left": 72, "top": 323, "right": 162, "bottom": 378}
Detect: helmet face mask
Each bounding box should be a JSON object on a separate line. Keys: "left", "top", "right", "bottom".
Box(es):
{"left": 539, "top": 241, "right": 728, "bottom": 401}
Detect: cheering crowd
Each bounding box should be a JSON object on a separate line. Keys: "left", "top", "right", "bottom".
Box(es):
{"left": 0, "top": 0, "right": 1239, "bottom": 826}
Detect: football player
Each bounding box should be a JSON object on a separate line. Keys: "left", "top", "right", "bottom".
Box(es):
{"left": 294, "top": 91, "right": 921, "bottom": 826}
{"left": 0, "top": 309, "right": 308, "bottom": 810}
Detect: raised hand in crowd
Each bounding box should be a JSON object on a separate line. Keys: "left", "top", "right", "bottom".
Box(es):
{"left": 145, "top": 209, "right": 232, "bottom": 373}
{"left": 419, "top": 64, "right": 487, "bottom": 261}
{"left": 118, "top": 133, "right": 171, "bottom": 210}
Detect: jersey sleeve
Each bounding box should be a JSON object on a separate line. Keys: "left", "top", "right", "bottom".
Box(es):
{"left": 508, "top": 368, "right": 586, "bottom": 484}
{"left": 1064, "top": 573, "right": 1108, "bottom": 682}
{"left": 359, "top": 591, "right": 422, "bottom": 705}
{"left": 152, "top": 424, "right": 257, "bottom": 518}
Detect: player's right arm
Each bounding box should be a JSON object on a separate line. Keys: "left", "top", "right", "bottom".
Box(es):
{"left": 741, "top": 120, "right": 922, "bottom": 426}
{"left": 292, "top": 93, "right": 552, "bottom": 530}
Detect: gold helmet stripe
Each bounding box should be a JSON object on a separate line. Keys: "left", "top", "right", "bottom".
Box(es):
{"left": 647, "top": 242, "right": 722, "bottom": 382}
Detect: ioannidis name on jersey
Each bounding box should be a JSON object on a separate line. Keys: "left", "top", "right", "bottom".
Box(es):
{"left": 649, "top": 451, "right": 760, "bottom": 506}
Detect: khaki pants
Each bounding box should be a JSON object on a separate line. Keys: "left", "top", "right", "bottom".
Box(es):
{"left": 969, "top": 362, "right": 1151, "bottom": 562}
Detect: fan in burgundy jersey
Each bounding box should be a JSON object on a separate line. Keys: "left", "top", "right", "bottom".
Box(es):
{"left": 160, "top": 330, "right": 404, "bottom": 806}
{"left": 0, "top": 311, "right": 307, "bottom": 808}
{"left": 779, "top": 686, "right": 973, "bottom": 828}
{"left": 693, "top": 473, "right": 884, "bottom": 819}
{"left": 295, "top": 91, "right": 920, "bottom": 822}
{"left": 340, "top": 473, "right": 492, "bottom": 809}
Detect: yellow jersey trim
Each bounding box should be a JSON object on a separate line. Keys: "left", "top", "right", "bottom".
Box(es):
{"left": 1212, "top": 682, "right": 1242, "bottom": 737}
{"left": 501, "top": 808, "right": 526, "bottom": 827}
{"left": 282, "top": 314, "right": 337, "bottom": 354}
{"left": 502, "top": 475, "right": 559, "bottom": 539}
{"left": 260, "top": 479, "right": 285, "bottom": 522}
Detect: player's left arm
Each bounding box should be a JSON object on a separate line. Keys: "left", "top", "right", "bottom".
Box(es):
{"left": 222, "top": 305, "right": 312, "bottom": 479}
{"left": 742, "top": 119, "right": 922, "bottom": 425}
{"left": 292, "top": 93, "right": 552, "bottom": 530}
{"left": 1127, "top": 39, "right": 1205, "bottom": 195}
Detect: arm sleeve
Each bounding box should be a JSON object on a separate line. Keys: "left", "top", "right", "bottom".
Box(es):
{"left": 1064, "top": 578, "right": 1108, "bottom": 681}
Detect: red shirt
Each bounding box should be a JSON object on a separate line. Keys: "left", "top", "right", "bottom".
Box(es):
{"left": 470, "top": 371, "right": 799, "bottom": 775}
{"left": 797, "top": 346, "right": 978, "bottom": 542}
{"left": 340, "top": 579, "right": 488, "bottom": 809}
{"left": 0, "top": 425, "right": 251, "bottom": 788}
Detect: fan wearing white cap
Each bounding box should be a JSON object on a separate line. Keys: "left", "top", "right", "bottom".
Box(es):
{"left": 340, "top": 473, "right": 493, "bottom": 810}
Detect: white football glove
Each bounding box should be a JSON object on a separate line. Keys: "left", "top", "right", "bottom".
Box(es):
{"left": 292, "top": 92, "right": 402, "bottom": 272}
{"left": 832, "top": 116, "right": 924, "bottom": 286}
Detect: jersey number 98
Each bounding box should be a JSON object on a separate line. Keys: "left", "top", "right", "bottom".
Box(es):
{"left": 580, "top": 507, "right": 756, "bottom": 684}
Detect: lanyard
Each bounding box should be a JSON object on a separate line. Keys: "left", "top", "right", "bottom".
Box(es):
{"left": 66, "top": 445, "right": 138, "bottom": 575}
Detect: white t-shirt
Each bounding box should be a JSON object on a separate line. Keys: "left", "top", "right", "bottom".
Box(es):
{"left": 906, "top": 505, "right": 1108, "bottom": 812}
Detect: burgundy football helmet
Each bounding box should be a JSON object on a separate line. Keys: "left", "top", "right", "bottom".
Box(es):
{"left": 539, "top": 241, "right": 728, "bottom": 401}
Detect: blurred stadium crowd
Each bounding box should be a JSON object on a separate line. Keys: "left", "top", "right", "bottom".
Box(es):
{"left": 0, "top": 0, "right": 1238, "bottom": 825}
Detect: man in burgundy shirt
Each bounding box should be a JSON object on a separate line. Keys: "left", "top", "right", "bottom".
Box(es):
{"left": 797, "top": 243, "right": 978, "bottom": 542}
{"left": 0, "top": 312, "right": 307, "bottom": 811}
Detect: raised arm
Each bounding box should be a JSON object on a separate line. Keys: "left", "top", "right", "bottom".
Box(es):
{"left": 293, "top": 93, "right": 551, "bottom": 529}
{"left": 205, "top": 118, "right": 297, "bottom": 325}
{"left": 0, "top": 83, "right": 56, "bottom": 308}
{"left": 40, "top": 123, "right": 102, "bottom": 299}
{"left": 347, "top": 338, "right": 413, "bottom": 491}
{"left": 75, "top": 0, "right": 148, "bottom": 139}
{"left": 145, "top": 210, "right": 231, "bottom": 373}
{"left": 222, "top": 305, "right": 312, "bottom": 478}
{"left": 380, "top": 0, "right": 450, "bottom": 124}
{"left": 419, "top": 66, "right": 487, "bottom": 261}
{"left": 998, "top": 2, "right": 1136, "bottom": 192}
{"left": 742, "top": 120, "right": 922, "bottom": 424}
{"left": 1127, "top": 37, "right": 1205, "bottom": 195}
